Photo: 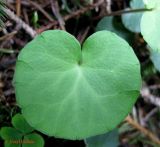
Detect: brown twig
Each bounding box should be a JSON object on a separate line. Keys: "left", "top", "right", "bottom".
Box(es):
{"left": 4, "top": 8, "right": 37, "bottom": 38}
{"left": 125, "top": 115, "right": 160, "bottom": 145}
{"left": 141, "top": 85, "right": 160, "bottom": 107}
{"left": 64, "top": 0, "right": 104, "bottom": 20}
{"left": 50, "top": 0, "right": 65, "bottom": 30}
{"left": 77, "top": 27, "right": 90, "bottom": 44}
{"left": 28, "top": 0, "right": 54, "bottom": 22}
{"left": 37, "top": 1, "right": 151, "bottom": 34}
{"left": 16, "top": 0, "right": 21, "bottom": 16}
{"left": 36, "top": 0, "right": 104, "bottom": 33}
{"left": 22, "top": 8, "right": 29, "bottom": 24}
{"left": 143, "top": 108, "right": 158, "bottom": 123}
{"left": 149, "top": 84, "right": 160, "bottom": 90}
{"left": 105, "top": 0, "right": 111, "bottom": 13}
{"left": 0, "top": 31, "right": 17, "bottom": 41}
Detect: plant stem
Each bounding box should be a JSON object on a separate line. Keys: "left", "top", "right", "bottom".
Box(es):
{"left": 0, "top": 48, "right": 14, "bottom": 54}
{"left": 94, "top": 8, "right": 153, "bottom": 20}
{"left": 125, "top": 115, "right": 160, "bottom": 145}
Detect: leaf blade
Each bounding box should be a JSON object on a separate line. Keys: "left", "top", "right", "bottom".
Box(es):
{"left": 14, "top": 30, "right": 141, "bottom": 139}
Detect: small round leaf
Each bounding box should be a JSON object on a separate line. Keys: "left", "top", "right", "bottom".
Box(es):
{"left": 14, "top": 30, "right": 141, "bottom": 139}
{"left": 0, "top": 127, "right": 22, "bottom": 140}
{"left": 4, "top": 141, "right": 21, "bottom": 147}
{"left": 12, "top": 114, "right": 34, "bottom": 134}
{"left": 22, "top": 133, "right": 44, "bottom": 147}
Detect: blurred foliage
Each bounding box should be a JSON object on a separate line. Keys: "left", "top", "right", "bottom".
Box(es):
{"left": 0, "top": 0, "right": 7, "bottom": 27}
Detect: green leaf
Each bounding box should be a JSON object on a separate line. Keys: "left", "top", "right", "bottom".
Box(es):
{"left": 141, "top": 0, "right": 160, "bottom": 51}
{"left": 14, "top": 30, "right": 141, "bottom": 139}
{"left": 150, "top": 50, "right": 160, "bottom": 72}
{"left": 4, "top": 141, "right": 21, "bottom": 147}
{"left": 131, "top": 0, "right": 144, "bottom": 8}
{"left": 12, "top": 114, "right": 34, "bottom": 134}
{"left": 0, "top": 127, "right": 22, "bottom": 140}
{"left": 122, "top": 0, "right": 145, "bottom": 33}
{"left": 143, "top": 0, "right": 160, "bottom": 9}
{"left": 85, "top": 129, "right": 119, "bottom": 147}
{"left": 0, "top": 127, "right": 22, "bottom": 147}
{"left": 22, "top": 133, "right": 44, "bottom": 147}
{"left": 96, "top": 16, "right": 115, "bottom": 32}
{"left": 141, "top": 1, "right": 160, "bottom": 71}
{"left": 96, "top": 16, "right": 133, "bottom": 42}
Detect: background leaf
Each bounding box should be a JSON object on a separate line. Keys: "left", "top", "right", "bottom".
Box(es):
{"left": 143, "top": 0, "right": 160, "bottom": 9}
{"left": 96, "top": 16, "right": 133, "bottom": 43}
{"left": 141, "top": 10, "right": 160, "bottom": 51}
{"left": 85, "top": 129, "right": 119, "bottom": 147}
{"left": 122, "top": 0, "right": 144, "bottom": 33}
{"left": 141, "top": 0, "right": 160, "bottom": 72}
{"left": 150, "top": 50, "right": 160, "bottom": 72}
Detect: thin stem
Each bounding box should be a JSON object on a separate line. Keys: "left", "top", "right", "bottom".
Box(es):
{"left": 94, "top": 8, "right": 153, "bottom": 20}
{"left": 111, "top": 8, "right": 152, "bottom": 15}
{"left": 0, "top": 48, "right": 14, "bottom": 54}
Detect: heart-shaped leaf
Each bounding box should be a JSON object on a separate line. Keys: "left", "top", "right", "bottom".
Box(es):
{"left": 14, "top": 30, "right": 141, "bottom": 139}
